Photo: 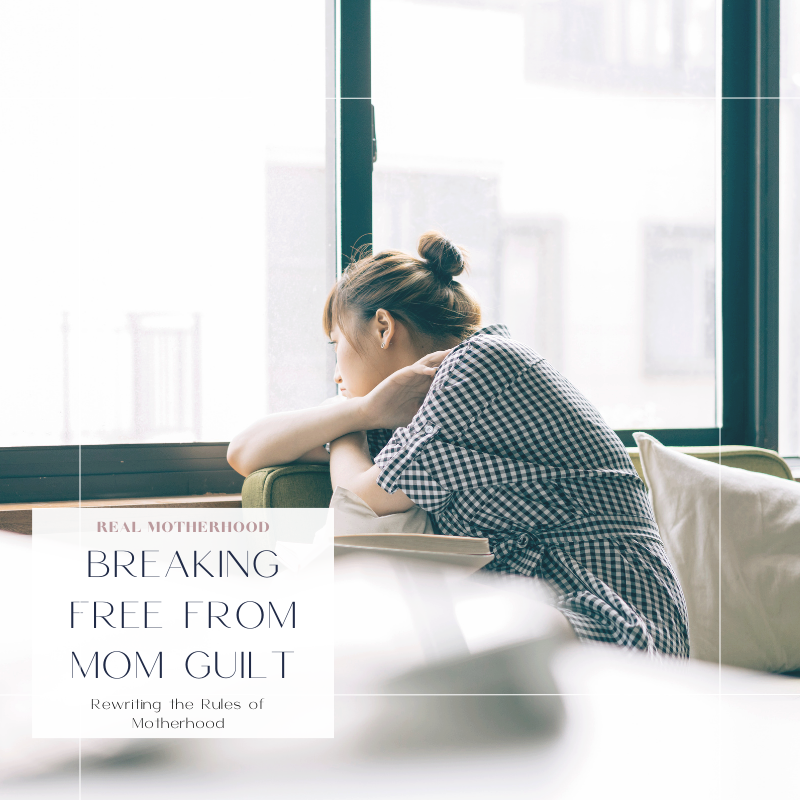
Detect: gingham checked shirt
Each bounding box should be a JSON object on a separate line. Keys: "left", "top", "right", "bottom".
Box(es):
{"left": 367, "top": 324, "right": 689, "bottom": 657}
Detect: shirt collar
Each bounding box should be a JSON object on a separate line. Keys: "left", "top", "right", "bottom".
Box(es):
{"left": 471, "top": 323, "right": 511, "bottom": 339}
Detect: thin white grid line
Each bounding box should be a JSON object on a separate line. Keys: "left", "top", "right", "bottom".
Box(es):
{"left": 719, "top": 435, "right": 722, "bottom": 695}
{"left": 715, "top": 0, "right": 724, "bottom": 705}
{"left": 6, "top": 692, "right": 797, "bottom": 698}
{"left": 78, "top": 29, "right": 84, "bottom": 793}
{"left": 332, "top": 96, "right": 796, "bottom": 101}
{"left": 715, "top": 0, "right": 724, "bottom": 710}
{"left": 331, "top": 96, "right": 796, "bottom": 100}
{"left": 2, "top": 95, "right": 800, "bottom": 101}
{"left": 332, "top": 691, "right": 800, "bottom": 697}
{"left": 717, "top": 0, "right": 723, "bottom": 740}
{"left": 718, "top": 689, "right": 722, "bottom": 797}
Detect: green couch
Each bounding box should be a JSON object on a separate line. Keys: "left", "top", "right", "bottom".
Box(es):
{"left": 241, "top": 445, "right": 795, "bottom": 508}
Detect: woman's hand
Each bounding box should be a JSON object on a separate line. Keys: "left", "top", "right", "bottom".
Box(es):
{"left": 359, "top": 349, "right": 452, "bottom": 430}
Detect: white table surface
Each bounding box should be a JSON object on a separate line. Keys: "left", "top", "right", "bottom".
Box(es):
{"left": 2, "top": 530, "right": 798, "bottom": 799}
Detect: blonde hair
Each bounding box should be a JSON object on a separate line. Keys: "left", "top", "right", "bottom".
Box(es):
{"left": 322, "top": 231, "right": 482, "bottom": 351}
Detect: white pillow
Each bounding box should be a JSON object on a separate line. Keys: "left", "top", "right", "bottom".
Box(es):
{"left": 331, "top": 486, "right": 435, "bottom": 536}
{"left": 634, "top": 432, "right": 800, "bottom": 672}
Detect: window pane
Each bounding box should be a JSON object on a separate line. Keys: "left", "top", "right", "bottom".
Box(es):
{"left": 372, "top": 0, "right": 718, "bottom": 431}
{"left": 780, "top": 3, "right": 800, "bottom": 456}
{"left": 0, "top": 1, "right": 328, "bottom": 446}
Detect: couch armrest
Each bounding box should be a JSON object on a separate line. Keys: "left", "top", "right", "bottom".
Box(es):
{"left": 626, "top": 445, "right": 795, "bottom": 483}
{"left": 243, "top": 447, "right": 792, "bottom": 509}
{"left": 241, "top": 465, "right": 332, "bottom": 509}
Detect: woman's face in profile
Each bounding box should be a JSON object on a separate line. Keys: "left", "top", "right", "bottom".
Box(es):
{"left": 329, "top": 322, "right": 383, "bottom": 398}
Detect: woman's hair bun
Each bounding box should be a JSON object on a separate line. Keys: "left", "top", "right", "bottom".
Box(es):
{"left": 417, "top": 230, "right": 469, "bottom": 283}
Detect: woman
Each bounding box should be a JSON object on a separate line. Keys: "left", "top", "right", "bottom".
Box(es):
{"left": 228, "top": 231, "right": 689, "bottom": 657}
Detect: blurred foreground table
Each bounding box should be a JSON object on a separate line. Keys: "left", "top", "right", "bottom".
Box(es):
{"left": 2, "top": 534, "right": 798, "bottom": 799}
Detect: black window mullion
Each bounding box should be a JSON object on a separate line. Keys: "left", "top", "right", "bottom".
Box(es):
{"left": 721, "top": 0, "right": 780, "bottom": 449}
{"left": 337, "top": 0, "right": 373, "bottom": 272}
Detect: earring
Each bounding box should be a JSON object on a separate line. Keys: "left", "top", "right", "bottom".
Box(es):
{"left": 381, "top": 341, "right": 385, "bottom": 349}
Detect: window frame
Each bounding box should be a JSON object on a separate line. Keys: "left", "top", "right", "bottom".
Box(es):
{"left": 720, "top": 0, "right": 780, "bottom": 450}
{"left": 0, "top": 0, "right": 783, "bottom": 504}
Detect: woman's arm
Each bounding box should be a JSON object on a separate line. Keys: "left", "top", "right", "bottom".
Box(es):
{"left": 328, "top": 432, "right": 415, "bottom": 515}
{"left": 229, "top": 347, "right": 451, "bottom": 493}
{"left": 326, "top": 349, "right": 453, "bottom": 515}
{"left": 227, "top": 398, "right": 369, "bottom": 477}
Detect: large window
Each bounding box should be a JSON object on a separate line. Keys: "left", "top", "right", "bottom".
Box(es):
{"left": 371, "top": 0, "right": 718, "bottom": 431}
{"left": 0, "top": 0, "right": 790, "bottom": 503}
{"left": 0, "top": 1, "right": 329, "bottom": 449}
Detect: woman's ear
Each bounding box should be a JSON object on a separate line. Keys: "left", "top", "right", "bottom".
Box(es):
{"left": 374, "top": 308, "right": 395, "bottom": 350}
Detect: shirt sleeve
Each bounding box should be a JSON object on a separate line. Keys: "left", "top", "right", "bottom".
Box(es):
{"left": 373, "top": 334, "right": 533, "bottom": 513}
{"left": 366, "top": 428, "right": 394, "bottom": 460}
{"left": 373, "top": 420, "right": 452, "bottom": 511}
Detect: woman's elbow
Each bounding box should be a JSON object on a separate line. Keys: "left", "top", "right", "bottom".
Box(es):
{"left": 227, "top": 437, "right": 251, "bottom": 477}
{"left": 340, "top": 471, "right": 415, "bottom": 517}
